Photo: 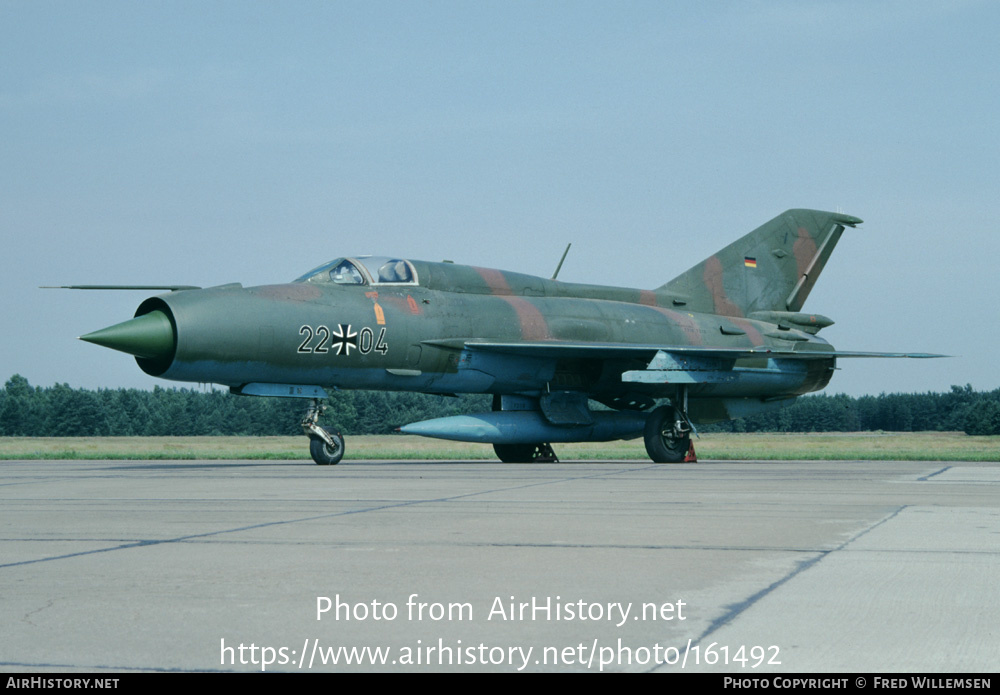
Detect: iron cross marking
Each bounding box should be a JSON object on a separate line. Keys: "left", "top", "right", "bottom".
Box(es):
{"left": 331, "top": 324, "right": 358, "bottom": 355}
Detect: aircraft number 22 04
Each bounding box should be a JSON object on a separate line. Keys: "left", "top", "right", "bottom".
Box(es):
{"left": 297, "top": 324, "right": 388, "bottom": 356}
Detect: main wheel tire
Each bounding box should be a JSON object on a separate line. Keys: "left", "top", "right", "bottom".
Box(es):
{"left": 310, "top": 428, "right": 345, "bottom": 465}
{"left": 494, "top": 443, "right": 540, "bottom": 463}
{"left": 643, "top": 405, "right": 690, "bottom": 463}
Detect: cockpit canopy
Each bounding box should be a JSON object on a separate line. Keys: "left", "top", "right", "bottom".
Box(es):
{"left": 295, "top": 256, "right": 418, "bottom": 286}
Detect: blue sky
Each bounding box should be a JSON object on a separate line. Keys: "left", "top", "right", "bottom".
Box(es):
{"left": 2, "top": 1, "right": 997, "bottom": 396}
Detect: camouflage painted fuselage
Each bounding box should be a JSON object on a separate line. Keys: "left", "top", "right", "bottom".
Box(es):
{"left": 137, "top": 274, "right": 835, "bottom": 395}
{"left": 131, "top": 208, "right": 856, "bottom": 425}
{"left": 76, "top": 209, "right": 944, "bottom": 458}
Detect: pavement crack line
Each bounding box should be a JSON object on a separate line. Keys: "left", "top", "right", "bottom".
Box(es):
{"left": 650, "top": 504, "right": 911, "bottom": 672}
{"left": 0, "top": 464, "right": 656, "bottom": 570}
{"left": 918, "top": 465, "right": 952, "bottom": 481}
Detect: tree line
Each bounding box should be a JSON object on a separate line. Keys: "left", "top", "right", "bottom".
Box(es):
{"left": 703, "top": 385, "right": 1000, "bottom": 436}
{"left": 2, "top": 374, "right": 998, "bottom": 437}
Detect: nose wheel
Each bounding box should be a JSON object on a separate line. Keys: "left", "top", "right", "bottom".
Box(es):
{"left": 310, "top": 427, "right": 345, "bottom": 465}
{"left": 302, "top": 400, "right": 345, "bottom": 465}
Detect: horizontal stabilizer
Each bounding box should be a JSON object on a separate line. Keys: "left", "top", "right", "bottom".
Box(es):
{"left": 811, "top": 351, "right": 947, "bottom": 359}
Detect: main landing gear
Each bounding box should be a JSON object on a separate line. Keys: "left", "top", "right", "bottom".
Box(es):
{"left": 493, "top": 443, "right": 559, "bottom": 463}
{"left": 303, "top": 399, "right": 345, "bottom": 465}
{"left": 490, "top": 394, "right": 559, "bottom": 463}
{"left": 643, "top": 403, "right": 694, "bottom": 464}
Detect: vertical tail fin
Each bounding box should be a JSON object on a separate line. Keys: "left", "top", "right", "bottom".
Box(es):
{"left": 657, "top": 209, "right": 862, "bottom": 317}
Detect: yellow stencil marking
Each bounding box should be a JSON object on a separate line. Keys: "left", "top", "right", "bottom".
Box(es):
{"left": 366, "top": 291, "right": 386, "bottom": 325}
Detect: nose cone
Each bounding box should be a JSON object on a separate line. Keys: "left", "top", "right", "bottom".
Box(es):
{"left": 80, "top": 310, "right": 175, "bottom": 360}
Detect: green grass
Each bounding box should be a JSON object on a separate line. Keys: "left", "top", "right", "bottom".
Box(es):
{"left": 1, "top": 432, "right": 998, "bottom": 461}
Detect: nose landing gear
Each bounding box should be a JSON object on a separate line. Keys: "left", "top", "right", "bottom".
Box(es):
{"left": 302, "top": 400, "right": 345, "bottom": 465}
